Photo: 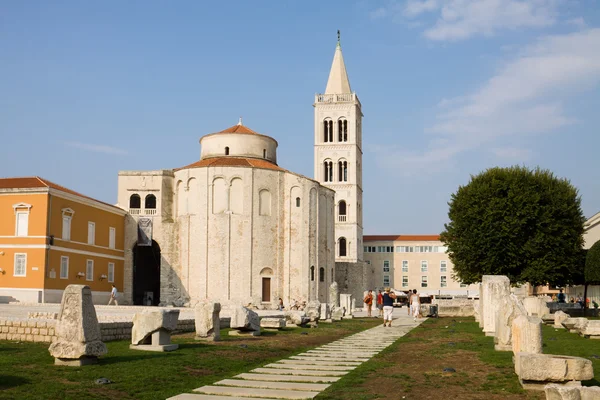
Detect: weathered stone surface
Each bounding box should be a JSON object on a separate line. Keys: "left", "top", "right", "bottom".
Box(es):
{"left": 523, "top": 296, "right": 551, "bottom": 317}
{"left": 195, "top": 302, "right": 221, "bottom": 341}
{"left": 131, "top": 309, "right": 179, "bottom": 345}
{"left": 230, "top": 306, "right": 260, "bottom": 333}
{"left": 285, "top": 311, "right": 308, "bottom": 326}
{"left": 435, "top": 299, "right": 475, "bottom": 317}
{"left": 581, "top": 386, "right": 600, "bottom": 400}
{"left": 329, "top": 282, "right": 339, "bottom": 308}
{"left": 580, "top": 320, "right": 600, "bottom": 338}
{"left": 306, "top": 301, "right": 321, "bottom": 321}
{"left": 340, "top": 294, "right": 352, "bottom": 316}
{"left": 515, "top": 353, "right": 593, "bottom": 383}
{"left": 48, "top": 285, "right": 107, "bottom": 363}
{"left": 512, "top": 315, "right": 543, "bottom": 355}
{"left": 473, "top": 299, "right": 481, "bottom": 324}
{"left": 320, "top": 303, "right": 331, "bottom": 320}
{"left": 331, "top": 307, "right": 344, "bottom": 321}
{"left": 495, "top": 294, "right": 527, "bottom": 351}
{"left": 554, "top": 311, "right": 570, "bottom": 329}
{"left": 481, "top": 275, "right": 510, "bottom": 336}
{"left": 545, "top": 384, "right": 582, "bottom": 400}
{"left": 261, "top": 317, "right": 286, "bottom": 329}
{"left": 562, "top": 318, "right": 589, "bottom": 333}
{"left": 351, "top": 298, "right": 356, "bottom": 312}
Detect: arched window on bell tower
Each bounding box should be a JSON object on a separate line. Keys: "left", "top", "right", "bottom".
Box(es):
{"left": 323, "top": 119, "right": 333, "bottom": 143}
{"left": 339, "top": 237, "right": 347, "bottom": 257}
{"left": 338, "top": 118, "right": 348, "bottom": 142}
{"left": 323, "top": 160, "right": 333, "bottom": 182}
{"left": 338, "top": 160, "right": 348, "bottom": 182}
{"left": 338, "top": 200, "right": 347, "bottom": 222}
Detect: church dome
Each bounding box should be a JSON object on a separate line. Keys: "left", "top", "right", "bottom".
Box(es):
{"left": 199, "top": 120, "right": 278, "bottom": 164}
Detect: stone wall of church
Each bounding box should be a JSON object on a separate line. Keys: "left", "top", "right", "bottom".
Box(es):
{"left": 335, "top": 260, "right": 372, "bottom": 303}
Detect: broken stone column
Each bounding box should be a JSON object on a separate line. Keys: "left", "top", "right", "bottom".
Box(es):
{"left": 554, "top": 311, "right": 569, "bottom": 329}
{"left": 195, "top": 302, "right": 221, "bottom": 341}
{"left": 48, "top": 284, "right": 107, "bottom": 366}
{"left": 351, "top": 298, "right": 356, "bottom": 312}
{"left": 481, "top": 275, "right": 510, "bottom": 336}
{"left": 331, "top": 307, "right": 344, "bottom": 321}
{"left": 473, "top": 299, "right": 481, "bottom": 324}
{"left": 260, "top": 317, "right": 286, "bottom": 330}
{"left": 329, "top": 282, "right": 339, "bottom": 308}
{"left": 515, "top": 353, "right": 593, "bottom": 390}
{"left": 523, "top": 296, "right": 551, "bottom": 317}
{"left": 130, "top": 309, "right": 180, "bottom": 352}
{"left": 562, "top": 318, "right": 589, "bottom": 334}
{"left": 512, "top": 315, "right": 543, "bottom": 355}
{"left": 340, "top": 294, "right": 353, "bottom": 318}
{"left": 545, "top": 384, "right": 600, "bottom": 399}
{"left": 495, "top": 294, "right": 527, "bottom": 351}
{"left": 305, "top": 300, "right": 321, "bottom": 321}
{"left": 320, "top": 303, "right": 332, "bottom": 322}
{"left": 579, "top": 320, "right": 600, "bottom": 339}
{"left": 229, "top": 305, "right": 261, "bottom": 336}
{"left": 478, "top": 283, "right": 484, "bottom": 328}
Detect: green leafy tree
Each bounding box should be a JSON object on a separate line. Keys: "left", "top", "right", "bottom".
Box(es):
{"left": 585, "top": 241, "right": 600, "bottom": 314}
{"left": 440, "top": 166, "right": 585, "bottom": 286}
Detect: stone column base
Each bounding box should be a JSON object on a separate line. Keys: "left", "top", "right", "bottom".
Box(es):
{"left": 54, "top": 356, "right": 99, "bottom": 366}
{"left": 130, "top": 343, "right": 179, "bottom": 352}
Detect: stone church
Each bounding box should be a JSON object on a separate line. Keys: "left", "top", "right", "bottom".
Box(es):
{"left": 117, "top": 37, "right": 371, "bottom": 307}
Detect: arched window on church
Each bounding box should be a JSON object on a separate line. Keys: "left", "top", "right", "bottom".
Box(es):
{"left": 338, "top": 119, "right": 348, "bottom": 142}
{"left": 339, "top": 237, "right": 347, "bottom": 257}
{"left": 319, "top": 267, "right": 325, "bottom": 282}
{"left": 145, "top": 194, "right": 156, "bottom": 209}
{"left": 338, "top": 161, "right": 348, "bottom": 182}
{"left": 323, "top": 160, "right": 333, "bottom": 182}
{"left": 225, "top": 147, "right": 230, "bottom": 155}
{"left": 323, "top": 119, "right": 333, "bottom": 143}
{"left": 263, "top": 149, "right": 266, "bottom": 158}
{"left": 310, "top": 266, "right": 315, "bottom": 281}
{"left": 338, "top": 201, "right": 347, "bottom": 222}
{"left": 129, "top": 194, "right": 141, "bottom": 209}
{"left": 296, "top": 197, "right": 301, "bottom": 207}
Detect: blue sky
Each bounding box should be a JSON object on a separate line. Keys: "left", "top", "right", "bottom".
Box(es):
{"left": 1, "top": 1, "right": 599, "bottom": 234}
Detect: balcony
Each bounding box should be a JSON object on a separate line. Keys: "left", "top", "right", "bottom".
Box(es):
{"left": 338, "top": 215, "right": 347, "bottom": 222}
{"left": 315, "top": 93, "right": 360, "bottom": 105}
{"left": 128, "top": 208, "right": 158, "bottom": 216}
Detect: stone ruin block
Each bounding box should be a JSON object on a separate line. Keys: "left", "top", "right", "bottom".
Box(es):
{"left": 554, "top": 311, "right": 569, "bottom": 329}
{"left": 523, "top": 296, "right": 551, "bottom": 318}
{"left": 340, "top": 294, "right": 353, "bottom": 318}
{"left": 562, "top": 318, "right": 589, "bottom": 334}
{"left": 331, "top": 307, "right": 345, "bottom": 321}
{"left": 511, "top": 315, "right": 543, "bottom": 355}
{"left": 494, "top": 294, "right": 527, "bottom": 351}
{"left": 481, "top": 275, "right": 510, "bottom": 336}
{"left": 305, "top": 300, "right": 321, "bottom": 321}
{"left": 260, "top": 317, "right": 286, "bottom": 330}
{"left": 473, "top": 299, "right": 481, "bottom": 324}
{"left": 320, "top": 303, "right": 332, "bottom": 322}
{"left": 195, "top": 302, "right": 221, "bottom": 341}
{"left": 329, "top": 282, "right": 339, "bottom": 308}
{"left": 48, "top": 284, "right": 107, "bottom": 366}
{"left": 545, "top": 384, "right": 600, "bottom": 400}
{"left": 130, "top": 309, "right": 180, "bottom": 352}
{"left": 515, "top": 353, "right": 593, "bottom": 390}
{"left": 229, "top": 306, "right": 261, "bottom": 336}
{"left": 284, "top": 311, "right": 310, "bottom": 327}
{"left": 579, "top": 320, "right": 600, "bottom": 339}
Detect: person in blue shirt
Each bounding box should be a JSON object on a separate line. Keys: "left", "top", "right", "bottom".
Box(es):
{"left": 557, "top": 289, "right": 566, "bottom": 304}
{"left": 382, "top": 288, "right": 397, "bottom": 327}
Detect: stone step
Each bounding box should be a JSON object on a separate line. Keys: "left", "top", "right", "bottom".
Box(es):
{"left": 267, "top": 363, "right": 355, "bottom": 371}
{"left": 290, "top": 355, "right": 367, "bottom": 363}
{"left": 194, "top": 385, "right": 318, "bottom": 399}
{"left": 278, "top": 359, "right": 361, "bottom": 366}
{"left": 251, "top": 368, "right": 347, "bottom": 377}
{"left": 236, "top": 373, "right": 339, "bottom": 383}
{"left": 213, "top": 379, "right": 330, "bottom": 392}
{"left": 307, "top": 350, "right": 377, "bottom": 356}
{"left": 296, "top": 353, "right": 370, "bottom": 360}
{"left": 167, "top": 394, "right": 272, "bottom": 400}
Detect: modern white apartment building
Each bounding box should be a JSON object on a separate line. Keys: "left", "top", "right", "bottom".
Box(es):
{"left": 363, "top": 235, "right": 479, "bottom": 297}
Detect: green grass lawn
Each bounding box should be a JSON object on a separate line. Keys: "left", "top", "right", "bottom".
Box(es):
{"left": 0, "top": 319, "right": 381, "bottom": 400}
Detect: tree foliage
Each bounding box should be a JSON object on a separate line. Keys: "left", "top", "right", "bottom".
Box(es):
{"left": 586, "top": 241, "right": 600, "bottom": 284}
{"left": 440, "top": 166, "right": 585, "bottom": 286}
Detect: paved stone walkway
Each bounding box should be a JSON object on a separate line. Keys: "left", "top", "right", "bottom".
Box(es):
{"left": 168, "top": 313, "right": 425, "bottom": 400}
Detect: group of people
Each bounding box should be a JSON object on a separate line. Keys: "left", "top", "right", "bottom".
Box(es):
{"left": 363, "top": 288, "right": 423, "bottom": 326}
{"left": 552, "top": 290, "right": 588, "bottom": 308}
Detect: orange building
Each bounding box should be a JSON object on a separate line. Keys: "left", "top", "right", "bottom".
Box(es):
{"left": 0, "top": 177, "right": 126, "bottom": 304}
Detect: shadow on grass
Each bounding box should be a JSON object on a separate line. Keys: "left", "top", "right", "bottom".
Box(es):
{"left": 0, "top": 375, "right": 31, "bottom": 389}
{"left": 99, "top": 352, "right": 180, "bottom": 365}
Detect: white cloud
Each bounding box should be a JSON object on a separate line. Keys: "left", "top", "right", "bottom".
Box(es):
{"left": 375, "top": 0, "right": 564, "bottom": 41}
{"left": 370, "top": 7, "right": 389, "bottom": 19}
{"left": 65, "top": 141, "right": 128, "bottom": 156}
{"left": 566, "top": 17, "right": 586, "bottom": 29}
{"left": 369, "top": 29, "right": 600, "bottom": 174}
{"left": 491, "top": 147, "right": 533, "bottom": 160}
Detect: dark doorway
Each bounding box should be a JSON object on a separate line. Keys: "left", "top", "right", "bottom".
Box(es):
{"left": 133, "top": 240, "right": 161, "bottom": 306}
{"left": 262, "top": 277, "right": 271, "bottom": 302}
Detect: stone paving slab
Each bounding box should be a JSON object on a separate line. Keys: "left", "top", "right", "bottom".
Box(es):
{"left": 251, "top": 368, "right": 347, "bottom": 377}
{"left": 290, "top": 355, "right": 368, "bottom": 363}
{"left": 277, "top": 359, "right": 361, "bottom": 366}
{"left": 266, "top": 363, "right": 355, "bottom": 371}
{"left": 212, "top": 379, "right": 330, "bottom": 392}
{"left": 236, "top": 373, "right": 340, "bottom": 383}
{"left": 168, "top": 394, "right": 274, "bottom": 400}
{"left": 295, "top": 353, "right": 370, "bottom": 360}
{"left": 306, "top": 350, "right": 377, "bottom": 356}
{"left": 194, "top": 385, "right": 319, "bottom": 399}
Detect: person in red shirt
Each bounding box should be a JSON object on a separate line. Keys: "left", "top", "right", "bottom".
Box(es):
{"left": 364, "top": 290, "right": 374, "bottom": 317}
{"left": 376, "top": 290, "right": 384, "bottom": 318}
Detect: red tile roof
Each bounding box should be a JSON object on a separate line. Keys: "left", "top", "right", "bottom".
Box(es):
{"left": 176, "top": 157, "right": 283, "bottom": 172}
{"left": 363, "top": 235, "right": 441, "bottom": 242}
{"left": 216, "top": 124, "right": 260, "bottom": 135}
{"left": 0, "top": 176, "right": 123, "bottom": 211}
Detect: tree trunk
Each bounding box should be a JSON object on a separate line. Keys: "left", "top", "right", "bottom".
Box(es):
{"left": 584, "top": 283, "right": 589, "bottom": 317}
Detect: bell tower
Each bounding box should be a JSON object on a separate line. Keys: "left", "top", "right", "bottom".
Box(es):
{"left": 314, "top": 32, "right": 364, "bottom": 264}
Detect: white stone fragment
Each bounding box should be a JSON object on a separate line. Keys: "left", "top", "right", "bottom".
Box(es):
{"left": 554, "top": 311, "right": 569, "bottom": 329}
{"left": 195, "top": 302, "right": 221, "bottom": 341}
{"left": 230, "top": 305, "right": 260, "bottom": 334}
{"left": 515, "top": 353, "right": 593, "bottom": 384}
{"left": 481, "top": 275, "right": 510, "bottom": 336}
{"left": 494, "top": 294, "right": 527, "bottom": 351}
{"left": 261, "top": 317, "right": 286, "bottom": 329}
{"left": 511, "top": 315, "right": 543, "bottom": 355}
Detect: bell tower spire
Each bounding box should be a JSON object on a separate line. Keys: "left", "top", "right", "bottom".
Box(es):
{"left": 324, "top": 30, "right": 352, "bottom": 95}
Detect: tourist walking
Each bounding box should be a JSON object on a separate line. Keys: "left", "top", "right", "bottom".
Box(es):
{"left": 410, "top": 289, "right": 420, "bottom": 321}
{"left": 557, "top": 289, "right": 566, "bottom": 303}
{"left": 382, "top": 288, "right": 396, "bottom": 327}
{"left": 108, "top": 284, "right": 119, "bottom": 306}
{"left": 377, "top": 290, "right": 384, "bottom": 318}
{"left": 364, "top": 290, "right": 374, "bottom": 317}
{"left": 278, "top": 297, "right": 284, "bottom": 311}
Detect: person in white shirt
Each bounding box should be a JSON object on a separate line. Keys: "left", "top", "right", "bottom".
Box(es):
{"left": 108, "top": 285, "right": 119, "bottom": 306}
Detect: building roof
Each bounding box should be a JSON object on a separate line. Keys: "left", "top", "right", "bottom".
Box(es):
{"left": 176, "top": 157, "right": 284, "bottom": 172}
{"left": 0, "top": 176, "right": 123, "bottom": 211}
{"left": 325, "top": 42, "right": 352, "bottom": 95}
{"left": 214, "top": 120, "right": 260, "bottom": 135}
{"left": 363, "top": 235, "right": 441, "bottom": 242}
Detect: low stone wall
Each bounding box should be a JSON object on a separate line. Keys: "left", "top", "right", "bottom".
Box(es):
{"left": 0, "top": 318, "right": 198, "bottom": 343}
{"left": 433, "top": 299, "right": 475, "bottom": 317}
